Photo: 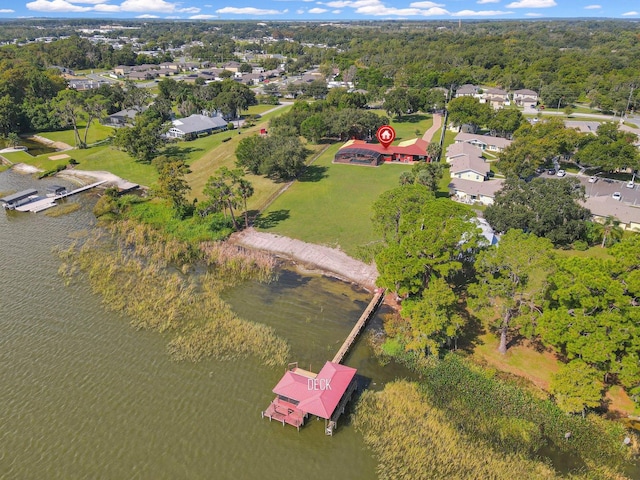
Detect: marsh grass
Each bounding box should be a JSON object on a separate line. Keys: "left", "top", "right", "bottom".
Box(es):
{"left": 45, "top": 203, "right": 81, "bottom": 217}
{"left": 58, "top": 218, "right": 289, "bottom": 366}
{"left": 354, "top": 381, "right": 559, "bottom": 480}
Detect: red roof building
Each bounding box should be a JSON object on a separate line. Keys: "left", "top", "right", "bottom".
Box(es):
{"left": 333, "top": 138, "right": 429, "bottom": 166}
{"left": 262, "top": 361, "right": 358, "bottom": 435}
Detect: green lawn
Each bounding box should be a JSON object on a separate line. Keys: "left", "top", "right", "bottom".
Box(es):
{"left": 257, "top": 143, "right": 411, "bottom": 255}
{"left": 39, "top": 120, "right": 115, "bottom": 147}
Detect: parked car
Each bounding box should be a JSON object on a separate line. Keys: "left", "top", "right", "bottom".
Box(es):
{"left": 556, "top": 169, "right": 566, "bottom": 177}
{"left": 626, "top": 180, "right": 635, "bottom": 189}
{"left": 612, "top": 192, "right": 622, "bottom": 201}
{"left": 588, "top": 176, "right": 598, "bottom": 183}
{"left": 547, "top": 168, "right": 556, "bottom": 175}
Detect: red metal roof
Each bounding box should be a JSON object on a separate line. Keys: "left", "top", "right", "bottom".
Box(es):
{"left": 338, "top": 138, "right": 428, "bottom": 157}
{"left": 272, "top": 362, "right": 357, "bottom": 419}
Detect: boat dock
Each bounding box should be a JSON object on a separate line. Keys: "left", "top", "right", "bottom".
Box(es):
{"left": 332, "top": 288, "right": 385, "bottom": 364}
{"left": 261, "top": 288, "right": 385, "bottom": 435}
{"left": 14, "top": 180, "right": 107, "bottom": 213}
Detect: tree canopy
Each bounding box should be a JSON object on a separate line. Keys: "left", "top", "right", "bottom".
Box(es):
{"left": 485, "top": 177, "right": 590, "bottom": 247}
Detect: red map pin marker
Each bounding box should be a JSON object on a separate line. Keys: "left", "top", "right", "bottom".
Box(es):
{"left": 376, "top": 125, "right": 396, "bottom": 149}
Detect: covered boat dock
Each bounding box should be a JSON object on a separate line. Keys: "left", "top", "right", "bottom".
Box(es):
{"left": 262, "top": 361, "right": 358, "bottom": 435}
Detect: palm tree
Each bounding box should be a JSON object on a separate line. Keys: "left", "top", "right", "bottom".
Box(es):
{"left": 236, "top": 177, "right": 254, "bottom": 229}
{"left": 600, "top": 216, "right": 624, "bottom": 248}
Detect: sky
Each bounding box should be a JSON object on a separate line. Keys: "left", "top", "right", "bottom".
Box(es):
{"left": 0, "top": 0, "right": 639, "bottom": 21}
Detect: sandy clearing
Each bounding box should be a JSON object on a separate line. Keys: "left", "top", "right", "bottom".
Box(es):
{"left": 56, "top": 169, "right": 141, "bottom": 190}
{"left": 231, "top": 228, "right": 379, "bottom": 290}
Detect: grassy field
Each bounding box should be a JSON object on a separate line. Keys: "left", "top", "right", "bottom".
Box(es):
{"left": 3, "top": 103, "right": 293, "bottom": 192}
{"left": 257, "top": 143, "right": 411, "bottom": 255}
{"left": 37, "top": 120, "right": 115, "bottom": 147}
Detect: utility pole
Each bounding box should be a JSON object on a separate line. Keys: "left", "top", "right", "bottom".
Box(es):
{"left": 624, "top": 84, "right": 635, "bottom": 121}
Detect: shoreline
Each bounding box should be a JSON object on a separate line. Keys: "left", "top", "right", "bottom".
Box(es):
{"left": 230, "top": 228, "right": 379, "bottom": 291}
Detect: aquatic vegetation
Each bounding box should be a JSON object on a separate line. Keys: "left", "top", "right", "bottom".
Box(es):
{"left": 45, "top": 203, "right": 81, "bottom": 217}
{"left": 354, "top": 381, "right": 559, "bottom": 480}
{"left": 58, "top": 220, "right": 289, "bottom": 366}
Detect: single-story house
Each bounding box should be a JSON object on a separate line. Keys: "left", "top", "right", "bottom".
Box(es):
{"left": 449, "top": 155, "right": 490, "bottom": 182}
{"left": 333, "top": 138, "right": 429, "bottom": 166}
{"left": 455, "top": 84, "right": 482, "bottom": 99}
{"left": 512, "top": 89, "right": 539, "bottom": 107}
{"left": 582, "top": 196, "right": 640, "bottom": 231}
{"left": 454, "top": 132, "right": 512, "bottom": 153}
{"left": 105, "top": 108, "right": 142, "bottom": 126}
{"left": 449, "top": 178, "right": 504, "bottom": 206}
{"left": 167, "top": 114, "right": 228, "bottom": 139}
{"left": 67, "top": 79, "right": 106, "bottom": 91}
{"left": 445, "top": 142, "right": 484, "bottom": 163}
{"left": 565, "top": 121, "right": 601, "bottom": 134}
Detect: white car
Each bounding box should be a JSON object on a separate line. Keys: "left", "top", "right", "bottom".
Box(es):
{"left": 588, "top": 176, "right": 597, "bottom": 183}
{"left": 626, "top": 180, "right": 635, "bottom": 189}
{"left": 612, "top": 192, "right": 622, "bottom": 201}
{"left": 556, "top": 169, "right": 566, "bottom": 177}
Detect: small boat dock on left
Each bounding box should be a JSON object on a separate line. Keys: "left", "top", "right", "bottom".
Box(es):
{"left": 1, "top": 180, "right": 107, "bottom": 213}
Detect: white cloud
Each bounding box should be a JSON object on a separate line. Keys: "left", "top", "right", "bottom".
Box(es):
{"left": 137, "top": 14, "right": 159, "bottom": 17}
{"left": 69, "top": 0, "right": 109, "bottom": 3}
{"left": 26, "top": 0, "right": 92, "bottom": 12}
{"left": 118, "top": 0, "right": 180, "bottom": 13}
{"left": 309, "top": 7, "right": 328, "bottom": 13}
{"left": 216, "top": 7, "right": 284, "bottom": 15}
{"left": 94, "top": 3, "right": 120, "bottom": 11}
{"left": 477, "top": 0, "right": 499, "bottom": 3}
{"left": 190, "top": 14, "right": 216, "bottom": 18}
{"left": 584, "top": 4, "right": 601, "bottom": 9}
{"left": 622, "top": 11, "right": 639, "bottom": 16}
{"left": 409, "top": 1, "right": 444, "bottom": 7}
{"left": 0, "top": 9, "right": 15, "bottom": 12}
{"left": 506, "top": 0, "right": 556, "bottom": 7}
{"left": 296, "top": 8, "right": 304, "bottom": 13}
{"left": 452, "top": 10, "right": 513, "bottom": 16}
{"left": 322, "top": 0, "right": 448, "bottom": 16}
{"left": 332, "top": 9, "right": 341, "bottom": 13}
{"left": 525, "top": 12, "right": 543, "bottom": 16}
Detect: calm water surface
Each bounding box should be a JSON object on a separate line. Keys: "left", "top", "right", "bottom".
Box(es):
{"left": 0, "top": 169, "right": 412, "bottom": 479}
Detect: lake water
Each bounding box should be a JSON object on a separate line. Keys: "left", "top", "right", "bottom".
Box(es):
{"left": 0, "top": 169, "right": 413, "bottom": 479}
{"left": 0, "top": 138, "right": 58, "bottom": 157}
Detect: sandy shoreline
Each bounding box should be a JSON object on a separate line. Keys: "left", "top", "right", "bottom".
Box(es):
{"left": 230, "top": 228, "right": 379, "bottom": 290}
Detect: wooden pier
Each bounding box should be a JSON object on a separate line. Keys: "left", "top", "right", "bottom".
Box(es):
{"left": 332, "top": 288, "right": 385, "bottom": 364}
{"left": 14, "top": 180, "right": 107, "bottom": 213}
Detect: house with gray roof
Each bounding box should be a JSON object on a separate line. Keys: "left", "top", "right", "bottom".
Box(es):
{"left": 512, "top": 88, "right": 539, "bottom": 107}
{"left": 449, "top": 155, "right": 490, "bottom": 182}
{"left": 167, "top": 114, "right": 228, "bottom": 139}
{"left": 454, "top": 132, "right": 512, "bottom": 153}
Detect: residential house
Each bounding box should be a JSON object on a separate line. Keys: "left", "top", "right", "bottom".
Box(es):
{"left": 449, "top": 155, "right": 490, "bottom": 182}
{"left": 167, "top": 114, "right": 228, "bottom": 139}
{"left": 512, "top": 89, "right": 539, "bottom": 107}
{"left": 583, "top": 196, "right": 640, "bottom": 232}
{"left": 67, "top": 79, "right": 107, "bottom": 91}
{"left": 104, "top": 108, "right": 142, "bottom": 126}
{"left": 222, "top": 61, "right": 242, "bottom": 73}
{"left": 445, "top": 142, "right": 483, "bottom": 163}
{"left": 455, "top": 84, "right": 482, "bottom": 99}
{"left": 483, "top": 88, "right": 509, "bottom": 110}
{"left": 449, "top": 178, "right": 504, "bottom": 206}
{"left": 454, "top": 132, "right": 512, "bottom": 153}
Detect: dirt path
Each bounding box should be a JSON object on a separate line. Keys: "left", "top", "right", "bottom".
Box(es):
{"left": 230, "top": 228, "right": 379, "bottom": 290}
{"left": 422, "top": 113, "right": 443, "bottom": 142}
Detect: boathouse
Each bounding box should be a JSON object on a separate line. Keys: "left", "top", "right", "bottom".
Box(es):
{"left": 262, "top": 361, "right": 358, "bottom": 435}
{"left": 0, "top": 189, "right": 38, "bottom": 209}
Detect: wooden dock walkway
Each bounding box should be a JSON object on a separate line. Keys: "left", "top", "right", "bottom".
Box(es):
{"left": 15, "top": 180, "right": 107, "bottom": 213}
{"left": 332, "top": 289, "right": 385, "bottom": 364}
